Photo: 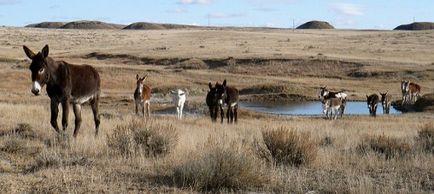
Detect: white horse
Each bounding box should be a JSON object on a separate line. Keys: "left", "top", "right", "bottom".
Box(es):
{"left": 170, "top": 89, "right": 186, "bottom": 120}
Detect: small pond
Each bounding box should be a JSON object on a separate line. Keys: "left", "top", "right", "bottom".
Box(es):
{"left": 239, "top": 101, "right": 401, "bottom": 116}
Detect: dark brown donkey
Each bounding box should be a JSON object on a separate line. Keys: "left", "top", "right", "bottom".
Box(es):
{"left": 134, "top": 74, "right": 151, "bottom": 117}
{"left": 23, "top": 45, "right": 101, "bottom": 137}
{"left": 380, "top": 92, "right": 392, "bottom": 114}
{"left": 216, "top": 80, "right": 239, "bottom": 124}
{"left": 366, "top": 94, "right": 379, "bottom": 117}
{"left": 206, "top": 82, "right": 219, "bottom": 122}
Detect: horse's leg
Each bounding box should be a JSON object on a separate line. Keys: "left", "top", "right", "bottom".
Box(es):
{"left": 135, "top": 101, "right": 138, "bottom": 115}
{"left": 72, "top": 104, "right": 82, "bottom": 138}
{"left": 213, "top": 106, "right": 218, "bottom": 122}
{"left": 91, "top": 96, "right": 101, "bottom": 136}
{"left": 61, "top": 100, "right": 69, "bottom": 131}
{"left": 50, "top": 99, "right": 60, "bottom": 133}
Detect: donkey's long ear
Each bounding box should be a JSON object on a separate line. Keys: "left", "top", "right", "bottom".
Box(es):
{"left": 136, "top": 74, "right": 139, "bottom": 80}
{"left": 142, "top": 74, "right": 148, "bottom": 81}
{"left": 208, "top": 82, "right": 212, "bottom": 89}
{"left": 23, "top": 45, "right": 35, "bottom": 59}
{"left": 41, "top": 45, "right": 49, "bottom": 58}
{"left": 222, "top": 79, "right": 227, "bottom": 87}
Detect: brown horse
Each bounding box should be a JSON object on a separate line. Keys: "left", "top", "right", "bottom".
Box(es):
{"left": 23, "top": 45, "right": 101, "bottom": 137}
{"left": 367, "top": 94, "right": 379, "bottom": 117}
{"left": 216, "top": 80, "right": 239, "bottom": 124}
{"left": 134, "top": 74, "right": 151, "bottom": 117}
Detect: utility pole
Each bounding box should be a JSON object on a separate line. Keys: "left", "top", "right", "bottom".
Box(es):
{"left": 208, "top": 14, "right": 210, "bottom": 26}
{"left": 292, "top": 18, "right": 295, "bottom": 31}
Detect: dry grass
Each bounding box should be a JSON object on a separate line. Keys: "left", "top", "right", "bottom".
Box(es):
{"left": 0, "top": 27, "right": 433, "bottom": 193}
{"left": 261, "top": 127, "right": 318, "bottom": 166}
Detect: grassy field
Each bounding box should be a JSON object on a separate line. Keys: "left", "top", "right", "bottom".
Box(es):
{"left": 0, "top": 27, "right": 433, "bottom": 193}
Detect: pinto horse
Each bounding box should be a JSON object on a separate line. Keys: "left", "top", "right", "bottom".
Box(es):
{"left": 380, "top": 92, "right": 392, "bottom": 114}
{"left": 401, "top": 80, "right": 421, "bottom": 104}
{"left": 367, "top": 94, "right": 379, "bottom": 117}
{"left": 23, "top": 45, "right": 101, "bottom": 137}
{"left": 216, "top": 80, "right": 239, "bottom": 124}
{"left": 134, "top": 74, "right": 151, "bottom": 117}
{"left": 206, "top": 82, "right": 219, "bottom": 122}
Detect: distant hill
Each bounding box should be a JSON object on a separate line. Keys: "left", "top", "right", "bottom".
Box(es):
{"left": 394, "top": 22, "right": 434, "bottom": 30}
{"left": 60, "top": 20, "right": 126, "bottom": 29}
{"left": 296, "top": 21, "right": 334, "bottom": 29}
{"left": 123, "top": 22, "right": 199, "bottom": 30}
{"left": 25, "top": 22, "right": 65, "bottom": 29}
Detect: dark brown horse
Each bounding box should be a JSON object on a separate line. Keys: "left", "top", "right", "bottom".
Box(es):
{"left": 206, "top": 82, "right": 219, "bottom": 122}
{"left": 366, "top": 94, "right": 379, "bottom": 117}
{"left": 23, "top": 45, "right": 101, "bottom": 137}
{"left": 134, "top": 74, "right": 151, "bottom": 117}
{"left": 216, "top": 80, "right": 239, "bottom": 124}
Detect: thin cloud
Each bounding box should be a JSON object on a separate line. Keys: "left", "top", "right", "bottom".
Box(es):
{"left": 178, "top": 0, "right": 211, "bottom": 5}
{"left": 0, "top": 0, "right": 20, "bottom": 5}
{"left": 166, "top": 8, "right": 188, "bottom": 14}
{"left": 208, "top": 12, "right": 245, "bottom": 19}
{"left": 333, "top": 3, "right": 363, "bottom": 16}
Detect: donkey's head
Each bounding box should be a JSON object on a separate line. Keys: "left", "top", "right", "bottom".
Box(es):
{"left": 380, "top": 92, "right": 388, "bottom": 104}
{"left": 319, "top": 86, "right": 328, "bottom": 99}
{"left": 215, "top": 80, "right": 227, "bottom": 105}
{"left": 23, "top": 45, "right": 50, "bottom": 96}
{"left": 135, "top": 74, "right": 148, "bottom": 94}
{"left": 401, "top": 80, "right": 409, "bottom": 93}
{"left": 366, "top": 94, "right": 379, "bottom": 116}
{"left": 206, "top": 82, "right": 218, "bottom": 106}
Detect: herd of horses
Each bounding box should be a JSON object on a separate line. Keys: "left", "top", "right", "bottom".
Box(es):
{"left": 22, "top": 45, "right": 422, "bottom": 137}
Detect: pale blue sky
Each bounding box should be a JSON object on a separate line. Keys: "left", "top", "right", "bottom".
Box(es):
{"left": 0, "top": 0, "right": 432, "bottom": 29}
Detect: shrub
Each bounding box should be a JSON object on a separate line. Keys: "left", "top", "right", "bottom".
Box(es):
{"left": 26, "top": 150, "right": 61, "bottom": 173}
{"left": 107, "top": 119, "right": 178, "bottom": 157}
{"left": 261, "top": 127, "right": 318, "bottom": 166}
{"left": 415, "top": 123, "right": 434, "bottom": 154}
{"left": 0, "top": 137, "right": 26, "bottom": 153}
{"left": 357, "top": 134, "right": 411, "bottom": 159}
{"left": 173, "top": 139, "right": 268, "bottom": 192}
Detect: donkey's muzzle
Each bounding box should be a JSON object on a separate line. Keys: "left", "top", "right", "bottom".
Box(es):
{"left": 31, "top": 81, "right": 41, "bottom": 95}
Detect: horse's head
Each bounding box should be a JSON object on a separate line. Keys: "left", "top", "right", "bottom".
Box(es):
{"left": 366, "top": 94, "right": 378, "bottom": 116}
{"left": 135, "top": 74, "right": 148, "bottom": 93}
{"left": 215, "top": 80, "right": 227, "bottom": 105}
{"left": 23, "top": 45, "right": 50, "bottom": 96}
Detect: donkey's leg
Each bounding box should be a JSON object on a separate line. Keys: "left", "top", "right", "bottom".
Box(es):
{"left": 50, "top": 99, "right": 60, "bottom": 132}
{"left": 147, "top": 102, "right": 151, "bottom": 118}
{"left": 234, "top": 105, "right": 238, "bottom": 124}
{"left": 91, "top": 97, "right": 101, "bottom": 136}
{"left": 176, "top": 106, "right": 180, "bottom": 119}
{"left": 220, "top": 105, "right": 224, "bottom": 124}
{"left": 72, "top": 104, "right": 82, "bottom": 138}
{"left": 141, "top": 102, "right": 145, "bottom": 118}
{"left": 61, "top": 100, "right": 70, "bottom": 131}
{"left": 180, "top": 103, "right": 184, "bottom": 119}
{"left": 227, "top": 107, "right": 231, "bottom": 123}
